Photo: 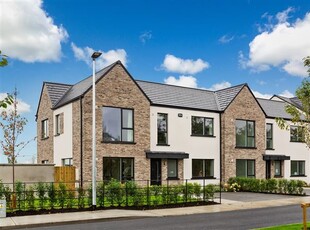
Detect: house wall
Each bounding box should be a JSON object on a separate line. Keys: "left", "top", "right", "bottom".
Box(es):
{"left": 53, "top": 103, "right": 73, "bottom": 166}
{"left": 74, "top": 63, "right": 150, "bottom": 182}
{"left": 37, "top": 86, "right": 54, "bottom": 164}
{"left": 221, "top": 86, "right": 266, "bottom": 182}
{"left": 150, "top": 106, "right": 220, "bottom": 184}
{"left": 266, "top": 118, "right": 310, "bottom": 183}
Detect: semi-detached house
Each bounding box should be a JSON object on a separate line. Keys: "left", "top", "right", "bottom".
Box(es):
{"left": 36, "top": 61, "right": 310, "bottom": 185}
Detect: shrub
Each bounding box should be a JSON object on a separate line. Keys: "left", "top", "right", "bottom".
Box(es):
{"left": 97, "top": 182, "right": 105, "bottom": 207}
{"left": 77, "top": 186, "right": 85, "bottom": 208}
{"left": 266, "top": 179, "right": 277, "bottom": 193}
{"left": 193, "top": 183, "right": 202, "bottom": 200}
{"left": 15, "top": 181, "right": 24, "bottom": 210}
{"left": 288, "top": 180, "right": 298, "bottom": 194}
{"left": 57, "top": 183, "right": 67, "bottom": 209}
{"left": 169, "top": 185, "right": 182, "bottom": 203}
{"left": 186, "top": 183, "right": 195, "bottom": 201}
{"left": 132, "top": 187, "right": 145, "bottom": 206}
{"left": 150, "top": 185, "right": 161, "bottom": 206}
{"left": 36, "top": 182, "right": 46, "bottom": 209}
{"left": 105, "top": 179, "right": 124, "bottom": 206}
{"left": 25, "top": 186, "right": 35, "bottom": 210}
{"left": 205, "top": 184, "right": 216, "bottom": 201}
{"left": 87, "top": 186, "right": 92, "bottom": 207}
{"left": 67, "top": 190, "right": 75, "bottom": 208}
{"left": 46, "top": 183, "right": 57, "bottom": 209}
{"left": 296, "top": 180, "right": 305, "bottom": 195}
{"left": 278, "top": 179, "right": 289, "bottom": 194}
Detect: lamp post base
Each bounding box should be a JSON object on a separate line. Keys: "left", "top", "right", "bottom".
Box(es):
{"left": 92, "top": 205, "right": 96, "bottom": 210}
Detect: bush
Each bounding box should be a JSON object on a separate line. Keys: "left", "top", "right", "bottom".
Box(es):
{"left": 15, "top": 181, "right": 24, "bottom": 210}
{"left": 193, "top": 183, "right": 202, "bottom": 200}
{"left": 36, "top": 182, "right": 46, "bottom": 209}
{"left": 25, "top": 186, "right": 35, "bottom": 210}
{"left": 105, "top": 179, "right": 124, "bottom": 206}
{"left": 150, "top": 185, "right": 161, "bottom": 206}
{"left": 77, "top": 186, "right": 85, "bottom": 208}
{"left": 205, "top": 184, "right": 216, "bottom": 201}
{"left": 266, "top": 179, "right": 277, "bottom": 193}
{"left": 97, "top": 182, "right": 105, "bottom": 207}
{"left": 46, "top": 183, "right": 57, "bottom": 209}
{"left": 57, "top": 183, "right": 67, "bottom": 209}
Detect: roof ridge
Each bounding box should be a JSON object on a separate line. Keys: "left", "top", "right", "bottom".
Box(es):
{"left": 215, "top": 83, "right": 247, "bottom": 92}
{"left": 136, "top": 79, "right": 214, "bottom": 93}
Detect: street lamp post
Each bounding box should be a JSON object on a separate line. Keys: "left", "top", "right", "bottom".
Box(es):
{"left": 91, "top": 51, "right": 102, "bottom": 209}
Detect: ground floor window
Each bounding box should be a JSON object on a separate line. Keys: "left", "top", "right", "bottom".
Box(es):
{"left": 62, "top": 158, "right": 73, "bottom": 166}
{"left": 274, "top": 160, "right": 282, "bottom": 177}
{"left": 192, "top": 159, "right": 214, "bottom": 178}
{"left": 236, "top": 159, "right": 255, "bottom": 178}
{"left": 103, "top": 157, "right": 134, "bottom": 181}
{"left": 291, "top": 160, "right": 305, "bottom": 176}
{"left": 167, "top": 159, "right": 178, "bottom": 179}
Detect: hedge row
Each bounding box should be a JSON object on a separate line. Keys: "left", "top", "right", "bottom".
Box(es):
{"left": 226, "top": 177, "right": 306, "bottom": 195}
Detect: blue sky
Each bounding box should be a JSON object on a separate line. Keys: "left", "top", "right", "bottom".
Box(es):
{"left": 1, "top": 0, "right": 310, "bottom": 163}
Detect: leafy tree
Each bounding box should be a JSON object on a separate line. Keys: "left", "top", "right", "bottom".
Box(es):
{"left": 0, "top": 50, "right": 8, "bottom": 67}
{"left": 0, "top": 50, "right": 13, "bottom": 108}
{"left": 276, "top": 57, "right": 310, "bottom": 148}
{"left": 0, "top": 89, "right": 35, "bottom": 193}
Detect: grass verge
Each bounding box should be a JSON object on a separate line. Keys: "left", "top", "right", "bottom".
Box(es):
{"left": 255, "top": 222, "right": 310, "bottom": 229}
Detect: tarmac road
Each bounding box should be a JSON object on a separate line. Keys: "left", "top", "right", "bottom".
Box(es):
{"left": 21, "top": 204, "right": 309, "bottom": 230}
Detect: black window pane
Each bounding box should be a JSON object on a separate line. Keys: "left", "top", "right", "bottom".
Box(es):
{"left": 299, "top": 161, "right": 305, "bottom": 175}
{"left": 157, "top": 132, "right": 167, "bottom": 145}
{"left": 111, "top": 158, "right": 121, "bottom": 180}
{"left": 205, "top": 160, "right": 214, "bottom": 177}
{"left": 236, "top": 160, "right": 246, "bottom": 177}
{"left": 122, "top": 158, "right": 133, "bottom": 180}
{"left": 192, "top": 159, "right": 203, "bottom": 177}
{"left": 103, "top": 107, "right": 121, "bottom": 141}
{"left": 192, "top": 117, "right": 204, "bottom": 135}
{"left": 158, "top": 113, "right": 168, "bottom": 144}
{"left": 247, "top": 160, "right": 255, "bottom": 177}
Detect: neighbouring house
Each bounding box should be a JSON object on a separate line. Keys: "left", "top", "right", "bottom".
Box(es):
{"left": 36, "top": 60, "right": 310, "bottom": 184}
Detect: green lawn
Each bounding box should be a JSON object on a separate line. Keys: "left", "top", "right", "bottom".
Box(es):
{"left": 255, "top": 223, "right": 310, "bottom": 229}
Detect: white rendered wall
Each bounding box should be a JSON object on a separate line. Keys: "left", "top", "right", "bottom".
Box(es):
{"left": 266, "top": 118, "right": 310, "bottom": 183}
{"left": 53, "top": 103, "right": 73, "bottom": 166}
{"left": 150, "top": 106, "right": 220, "bottom": 184}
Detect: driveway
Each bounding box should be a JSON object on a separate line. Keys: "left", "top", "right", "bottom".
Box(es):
{"left": 221, "top": 191, "right": 306, "bottom": 202}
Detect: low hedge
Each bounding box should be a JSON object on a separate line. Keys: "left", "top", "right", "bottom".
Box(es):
{"left": 226, "top": 177, "right": 306, "bottom": 195}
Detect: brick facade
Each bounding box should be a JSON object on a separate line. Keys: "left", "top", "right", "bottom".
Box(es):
{"left": 72, "top": 63, "right": 150, "bottom": 182}
{"left": 37, "top": 86, "right": 54, "bottom": 164}
{"left": 221, "top": 86, "right": 266, "bottom": 182}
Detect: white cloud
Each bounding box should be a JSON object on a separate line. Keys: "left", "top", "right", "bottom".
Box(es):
{"left": 139, "top": 31, "right": 152, "bottom": 43}
{"left": 71, "top": 43, "right": 128, "bottom": 69}
{"left": 161, "top": 54, "right": 209, "bottom": 75}
{"left": 207, "top": 81, "right": 232, "bottom": 91}
{"left": 0, "top": 93, "right": 31, "bottom": 114}
{"left": 252, "top": 90, "right": 272, "bottom": 99}
{"left": 279, "top": 90, "right": 294, "bottom": 98}
{"left": 164, "top": 75, "right": 198, "bottom": 88}
{"left": 0, "top": 0, "right": 68, "bottom": 62}
{"left": 219, "top": 35, "right": 234, "bottom": 44}
{"left": 242, "top": 8, "right": 310, "bottom": 77}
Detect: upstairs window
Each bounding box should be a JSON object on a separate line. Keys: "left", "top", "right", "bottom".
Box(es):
{"left": 102, "top": 107, "right": 134, "bottom": 143}
{"left": 41, "top": 119, "right": 49, "bottom": 139}
{"left": 235, "top": 120, "right": 255, "bottom": 148}
{"left": 62, "top": 158, "right": 72, "bottom": 166}
{"left": 157, "top": 113, "right": 168, "bottom": 145}
{"left": 55, "top": 114, "right": 61, "bottom": 135}
{"left": 290, "top": 126, "right": 305, "bottom": 142}
{"left": 266, "top": 123, "right": 273, "bottom": 149}
{"left": 191, "top": 116, "right": 214, "bottom": 136}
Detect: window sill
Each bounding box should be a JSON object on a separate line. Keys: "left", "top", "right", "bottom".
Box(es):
{"left": 191, "top": 135, "right": 216, "bottom": 138}
{"left": 235, "top": 146, "right": 257, "bottom": 149}
{"left": 54, "top": 134, "right": 61, "bottom": 137}
{"left": 290, "top": 141, "right": 305, "bottom": 143}
{"left": 102, "top": 141, "right": 136, "bottom": 145}
{"left": 290, "top": 175, "right": 307, "bottom": 177}
{"left": 41, "top": 137, "right": 49, "bottom": 140}
{"left": 191, "top": 176, "right": 216, "bottom": 180}
{"left": 167, "top": 177, "right": 180, "bottom": 180}
{"left": 266, "top": 148, "right": 275, "bottom": 150}
{"left": 274, "top": 175, "right": 283, "bottom": 178}
{"left": 156, "top": 144, "right": 170, "bottom": 146}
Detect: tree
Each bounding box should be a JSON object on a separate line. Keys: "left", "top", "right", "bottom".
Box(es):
{"left": 0, "top": 50, "right": 8, "bottom": 67}
{"left": 0, "top": 50, "right": 13, "bottom": 108}
{"left": 276, "top": 57, "right": 310, "bottom": 148}
{"left": 0, "top": 89, "right": 35, "bottom": 196}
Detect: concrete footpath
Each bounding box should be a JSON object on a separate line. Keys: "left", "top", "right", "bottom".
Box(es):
{"left": 1, "top": 193, "right": 310, "bottom": 229}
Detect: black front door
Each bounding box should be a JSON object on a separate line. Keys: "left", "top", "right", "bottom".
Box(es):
{"left": 266, "top": 161, "right": 271, "bottom": 179}
{"left": 151, "top": 159, "right": 161, "bottom": 185}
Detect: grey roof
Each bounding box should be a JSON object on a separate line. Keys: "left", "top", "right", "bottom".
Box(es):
{"left": 136, "top": 80, "right": 246, "bottom": 111}
{"left": 257, "top": 98, "right": 293, "bottom": 119}
{"left": 136, "top": 80, "right": 219, "bottom": 111}
{"left": 45, "top": 82, "right": 72, "bottom": 107}
{"left": 215, "top": 84, "right": 245, "bottom": 111}
{"left": 54, "top": 62, "right": 117, "bottom": 108}
{"left": 273, "top": 95, "right": 302, "bottom": 110}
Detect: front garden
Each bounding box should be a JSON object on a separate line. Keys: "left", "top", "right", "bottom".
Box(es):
{"left": 0, "top": 179, "right": 219, "bottom": 216}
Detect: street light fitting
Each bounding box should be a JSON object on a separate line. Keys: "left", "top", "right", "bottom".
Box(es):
{"left": 91, "top": 51, "right": 102, "bottom": 59}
